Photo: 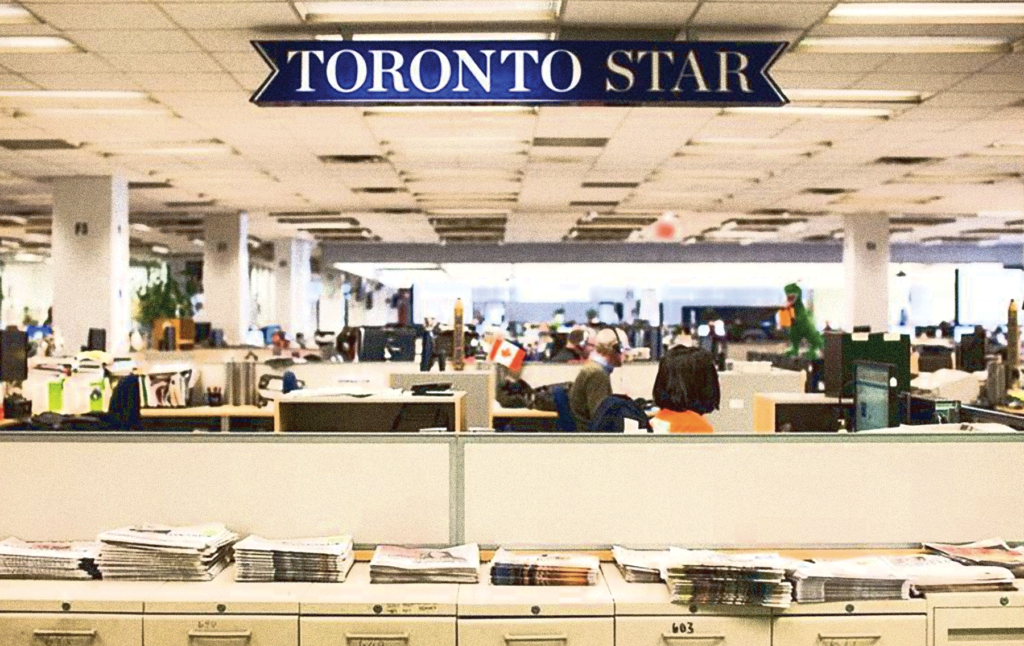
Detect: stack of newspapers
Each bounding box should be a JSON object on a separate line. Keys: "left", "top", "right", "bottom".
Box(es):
{"left": 0, "top": 537, "right": 100, "bottom": 580}
{"left": 612, "top": 546, "right": 668, "bottom": 583}
{"left": 96, "top": 524, "right": 239, "bottom": 581}
{"left": 490, "top": 549, "right": 600, "bottom": 586}
{"left": 663, "top": 548, "right": 794, "bottom": 609}
{"left": 790, "top": 558, "right": 910, "bottom": 603}
{"left": 234, "top": 535, "right": 354, "bottom": 583}
{"left": 369, "top": 543, "right": 480, "bottom": 583}
{"left": 925, "top": 538, "right": 1024, "bottom": 577}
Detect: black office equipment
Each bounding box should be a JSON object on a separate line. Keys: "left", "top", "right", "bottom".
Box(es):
{"left": 385, "top": 327, "right": 418, "bottom": 362}
{"left": 774, "top": 400, "right": 854, "bottom": 432}
{"left": 86, "top": 328, "right": 106, "bottom": 352}
{"left": 195, "top": 322, "right": 212, "bottom": 345}
{"left": 824, "top": 332, "right": 910, "bottom": 399}
{"left": 853, "top": 361, "right": 899, "bottom": 431}
{"left": 903, "top": 393, "right": 961, "bottom": 425}
{"left": 1, "top": 328, "right": 28, "bottom": 382}
{"left": 359, "top": 327, "right": 389, "bottom": 361}
{"left": 210, "top": 329, "right": 225, "bottom": 348}
{"left": 957, "top": 333, "right": 986, "bottom": 372}
{"left": 917, "top": 345, "right": 954, "bottom": 373}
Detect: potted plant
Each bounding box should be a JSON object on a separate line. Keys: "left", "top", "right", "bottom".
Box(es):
{"left": 135, "top": 268, "right": 197, "bottom": 349}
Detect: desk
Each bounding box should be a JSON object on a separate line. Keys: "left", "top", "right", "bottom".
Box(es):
{"left": 491, "top": 403, "right": 559, "bottom": 432}
{"left": 141, "top": 405, "right": 273, "bottom": 432}
{"left": 752, "top": 393, "right": 853, "bottom": 433}
{"left": 275, "top": 392, "right": 466, "bottom": 432}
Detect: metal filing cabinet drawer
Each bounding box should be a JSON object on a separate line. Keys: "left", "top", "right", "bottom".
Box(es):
{"left": 0, "top": 613, "right": 142, "bottom": 646}
{"left": 774, "top": 616, "right": 926, "bottom": 646}
{"left": 457, "top": 617, "right": 613, "bottom": 646}
{"left": 617, "top": 615, "right": 771, "bottom": 645}
{"left": 144, "top": 615, "right": 297, "bottom": 646}
{"left": 934, "top": 608, "right": 1024, "bottom": 646}
{"left": 301, "top": 616, "right": 456, "bottom": 646}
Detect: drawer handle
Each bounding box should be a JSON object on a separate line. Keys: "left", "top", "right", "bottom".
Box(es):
{"left": 817, "top": 635, "right": 882, "bottom": 643}
{"left": 33, "top": 629, "right": 97, "bottom": 640}
{"left": 187, "top": 630, "right": 252, "bottom": 641}
{"left": 345, "top": 633, "right": 410, "bottom": 643}
{"left": 504, "top": 635, "right": 568, "bottom": 644}
{"left": 662, "top": 634, "right": 726, "bottom": 642}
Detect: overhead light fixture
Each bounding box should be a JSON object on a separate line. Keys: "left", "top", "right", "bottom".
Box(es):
{"left": 785, "top": 89, "right": 929, "bottom": 104}
{"left": 683, "top": 236, "right": 698, "bottom": 245}
{"left": 104, "top": 143, "right": 233, "bottom": 156}
{"left": 313, "top": 34, "right": 345, "bottom": 41}
{"left": 0, "top": 36, "right": 77, "bottom": 53}
{"left": 893, "top": 172, "right": 1021, "bottom": 185}
{"left": 835, "top": 194, "right": 941, "bottom": 206}
{"left": 739, "top": 239, "right": 755, "bottom": 246}
{"left": 14, "top": 252, "right": 43, "bottom": 262}
{"left": 678, "top": 138, "right": 830, "bottom": 157}
{"left": 0, "top": 238, "right": 20, "bottom": 248}
{"left": 192, "top": 238, "right": 205, "bottom": 247}
{"left": 978, "top": 238, "right": 1004, "bottom": 247}
{"left": 151, "top": 245, "right": 169, "bottom": 255}
{"left": 827, "top": 3, "right": 1024, "bottom": 24}
{"left": 353, "top": 32, "right": 554, "bottom": 40}
{"left": 979, "top": 210, "right": 1024, "bottom": 219}
{"left": 795, "top": 36, "right": 1015, "bottom": 54}
{"left": 0, "top": 4, "right": 36, "bottom": 24}
{"left": 0, "top": 90, "right": 149, "bottom": 102}
{"left": 427, "top": 208, "right": 511, "bottom": 216}
{"left": 295, "top": 1, "right": 562, "bottom": 24}
{"left": 722, "top": 106, "right": 892, "bottom": 119}
{"left": 129, "top": 223, "right": 152, "bottom": 233}
{"left": 654, "top": 169, "right": 767, "bottom": 183}
{"left": 15, "top": 108, "right": 169, "bottom": 117}
{"left": 784, "top": 221, "right": 809, "bottom": 233}
{"left": 0, "top": 214, "right": 27, "bottom": 226}
{"left": 921, "top": 238, "right": 944, "bottom": 247}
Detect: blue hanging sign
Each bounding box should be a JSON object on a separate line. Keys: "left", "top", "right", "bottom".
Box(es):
{"left": 251, "top": 40, "right": 788, "bottom": 107}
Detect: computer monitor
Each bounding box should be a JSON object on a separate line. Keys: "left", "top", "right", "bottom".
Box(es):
{"left": 385, "top": 327, "right": 417, "bottom": 362}
{"left": 86, "top": 328, "right": 106, "bottom": 352}
{"left": 0, "top": 328, "right": 28, "bottom": 382}
{"left": 853, "top": 361, "right": 899, "bottom": 431}
{"left": 825, "top": 332, "right": 911, "bottom": 399}
{"left": 359, "top": 327, "right": 388, "bottom": 362}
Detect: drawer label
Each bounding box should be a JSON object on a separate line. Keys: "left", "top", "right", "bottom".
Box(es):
{"left": 378, "top": 603, "right": 440, "bottom": 615}
{"left": 349, "top": 639, "right": 405, "bottom": 646}
{"left": 671, "top": 621, "right": 695, "bottom": 635}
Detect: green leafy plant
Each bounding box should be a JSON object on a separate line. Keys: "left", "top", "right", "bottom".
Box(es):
{"left": 135, "top": 268, "right": 196, "bottom": 330}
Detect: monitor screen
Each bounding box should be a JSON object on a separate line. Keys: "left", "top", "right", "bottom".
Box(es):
{"left": 854, "top": 361, "right": 895, "bottom": 432}
{"left": 0, "top": 328, "right": 28, "bottom": 382}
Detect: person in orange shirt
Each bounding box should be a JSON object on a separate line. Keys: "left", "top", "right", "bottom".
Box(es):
{"left": 650, "top": 346, "right": 721, "bottom": 434}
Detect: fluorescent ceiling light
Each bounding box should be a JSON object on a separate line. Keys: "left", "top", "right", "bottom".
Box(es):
{"left": 835, "top": 194, "right": 940, "bottom": 206}
{"left": 192, "top": 238, "right": 205, "bottom": 247}
{"left": 415, "top": 192, "right": 518, "bottom": 200}
{"left": 15, "top": 108, "right": 169, "bottom": 117}
{"left": 0, "top": 36, "right": 77, "bottom": 53}
{"left": 0, "top": 238, "right": 20, "bottom": 248}
{"left": 14, "top": 252, "right": 42, "bottom": 262}
{"left": 654, "top": 169, "right": 767, "bottom": 182}
{"left": 979, "top": 210, "right": 1024, "bottom": 219}
{"left": 129, "top": 223, "right": 152, "bottom": 233}
{"left": 893, "top": 172, "right": 1021, "bottom": 185}
{"left": 0, "top": 214, "right": 27, "bottom": 225}
{"left": 151, "top": 245, "right": 169, "bottom": 255}
{"left": 785, "top": 89, "right": 929, "bottom": 104}
{"left": 722, "top": 106, "right": 891, "bottom": 119}
{"left": 677, "top": 140, "right": 827, "bottom": 157}
{"left": 0, "top": 4, "right": 36, "bottom": 25}
{"left": 978, "top": 238, "right": 1003, "bottom": 247}
{"left": 104, "top": 144, "right": 233, "bottom": 156}
{"left": 827, "top": 3, "right": 1024, "bottom": 24}
{"left": 795, "top": 36, "right": 1014, "bottom": 54}
{"left": 296, "top": 1, "right": 562, "bottom": 24}
{"left": 683, "top": 236, "right": 698, "bottom": 245}
{"left": 313, "top": 35, "right": 345, "bottom": 41}
{"left": 353, "top": 32, "right": 554, "bottom": 41}
{"left": 24, "top": 233, "right": 47, "bottom": 243}
{"left": 921, "top": 239, "right": 944, "bottom": 247}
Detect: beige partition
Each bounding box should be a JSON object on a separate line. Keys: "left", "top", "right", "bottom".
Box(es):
{"left": 390, "top": 370, "right": 495, "bottom": 429}
{"left": 460, "top": 434, "right": 1024, "bottom": 548}
{"left": 0, "top": 435, "right": 452, "bottom": 545}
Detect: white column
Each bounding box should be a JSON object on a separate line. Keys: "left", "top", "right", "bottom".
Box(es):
{"left": 843, "top": 213, "right": 890, "bottom": 332}
{"left": 273, "top": 238, "right": 313, "bottom": 338}
{"left": 203, "top": 212, "right": 250, "bottom": 345}
{"left": 51, "top": 175, "right": 130, "bottom": 353}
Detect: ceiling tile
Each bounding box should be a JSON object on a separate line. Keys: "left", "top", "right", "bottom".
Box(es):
{"left": 129, "top": 73, "right": 243, "bottom": 92}
{"left": 563, "top": 1, "right": 697, "bottom": 26}
{"left": 67, "top": 30, "right": 200, "bottom": 54}
{"left": 25, "top": 3, "right": 178, "bottom": 30}
{"left": 0, "top": 53, "right": 114, "bottom": 74}
{"left": 101, "top": 52, "right": 223, "bottom": 74}
{"left": 22, "top": 72, "right": 142, "bottom": 91}
{"left": 159, "top": 3, "right": 302, "bottom": 30}
{"left": 690, "top": 3, "right": 832, "bottom": 30}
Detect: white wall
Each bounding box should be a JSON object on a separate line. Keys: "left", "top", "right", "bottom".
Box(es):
{"left": 2, "top": 262, "right": 53, "bottom": 327}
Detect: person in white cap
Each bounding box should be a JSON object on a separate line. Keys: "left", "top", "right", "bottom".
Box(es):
{"left": 569, "top": 327, "right": 629, "bottom": 432}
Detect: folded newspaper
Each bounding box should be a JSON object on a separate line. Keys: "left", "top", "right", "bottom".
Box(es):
{"left": 97, "top": 523, "right": 240, "bottom": 581}
{"left": 925, "top": 538, "right": 1024, "bottom": 577}
{"left": 490, "top": 549, "right": 600, "bottom": 586}
{"left": 0, "top": 537, "right": 100, "bottom": 580}
{"left": 369, "top": 543, "right": 480, "bottom": 583}
{"left": 612, "top": 546, "right": 669, "bottom": 583}
{"left": 662, "top": 548, "right": 797, "bottom": 609}
{"left": 234, "top": 535, "right": 354, "bottom": 583}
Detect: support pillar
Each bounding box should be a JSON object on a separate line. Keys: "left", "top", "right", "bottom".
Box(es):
{"left": 51, "top": 175, "right": 130, "bottom": 353}
{"left": 273, "top": 238, "right": 313, "bottom": 339}
{"left": 843, "top": 213, "right": 890, "bottom": 332}
{"left": 203, "top": 212, "right": 250, "bottom": 345}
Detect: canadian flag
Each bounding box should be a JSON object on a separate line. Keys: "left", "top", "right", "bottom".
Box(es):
{"left": 488, "top": 339, "right": 526, "bottom": 371}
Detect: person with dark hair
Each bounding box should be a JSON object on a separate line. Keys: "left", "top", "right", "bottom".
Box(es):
{"left": 650, "top": 346, "right": 721, "bottom": 434}
{"left": 551, "top": 328, "right": 590, "bottom": 363}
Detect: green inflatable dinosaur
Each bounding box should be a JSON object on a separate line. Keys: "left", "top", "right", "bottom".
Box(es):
{"left": 783, "top": 283, "right": 824, "bottom": 359}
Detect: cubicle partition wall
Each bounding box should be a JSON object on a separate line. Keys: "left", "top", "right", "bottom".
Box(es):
{"left": 1, "top": 433, "right": 1021, "bottom": 549}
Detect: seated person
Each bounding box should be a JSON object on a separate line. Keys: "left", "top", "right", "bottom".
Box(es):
{"left": 569, "top": 328, "right": 628, "bottom": 432}
{"left": 650, "top": 346, "right": 720, "bottom": 434}
{"left": 551, "top": 328, "right": 590, "bottom": 363}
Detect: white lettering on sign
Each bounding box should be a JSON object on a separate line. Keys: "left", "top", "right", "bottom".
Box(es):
{"left": 671, "top": 50, "right": 710, "bottom": 93}
{"left": 454, "top": 49, "right": 495, "bottom": 92}
{"left": 287, "top": 50, "right": 324, "bottom": 92}
{"left": 605, "top": 50, "right": 635, "bottom": 92}
{"left": 541, "top": 49, "right": 581, "bottom": 93}
{"left": 370, "top": 50, "right": 409, "bottom": 92}
{"left": 647, "top": 50, "right": 675, "bottom": 92}
{"left": 500, "top": 50, "right": 540, "bottom": 92}
{"left": 718, "top": 50, "right": 752, "bottom": 93}
{"left": 410, "top": 49, "right": 451, "bottom": 93}
{"left": 327, "top": 50, "right": 366, "bottom": 93}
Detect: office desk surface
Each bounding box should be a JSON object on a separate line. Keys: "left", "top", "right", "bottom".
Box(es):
{"left": 141, "top": 405, "right": 274, "bottom": 418}
{"left": 491, "top": 404, "right": 558, "bottom": 419}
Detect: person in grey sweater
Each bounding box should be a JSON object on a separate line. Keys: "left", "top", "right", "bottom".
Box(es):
{"left": 569, "top": 328, "right": 629, "bottom": 432}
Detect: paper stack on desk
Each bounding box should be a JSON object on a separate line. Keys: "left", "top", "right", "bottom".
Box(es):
{"left": 663, "top": 548, "right": 794, "bottom": 608}
{"left": 885, "top": 554, "right": 1015, "bottom": 595}
{"left": 790, "top": 558, "right": 910, "bottom": 603}
{"left": 96, "top": 523, "right": 240, "bottom": 581}
{"left": 369, "top": 543, "right": 480, "bottom": 583}
{"left": 234, "top": 535, "right": 354, "bottom": 583}
{"left": 925, "top": 538, "right": 1024, "bottom": 577}
{"left": 490, "top": 549, "right": 600, "bottom": 586}
{"left": 612, "top": 546, "right": 669, "bottom": 583}
{"left": 0, "top": 538, "right": 100, "bottom": 580}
